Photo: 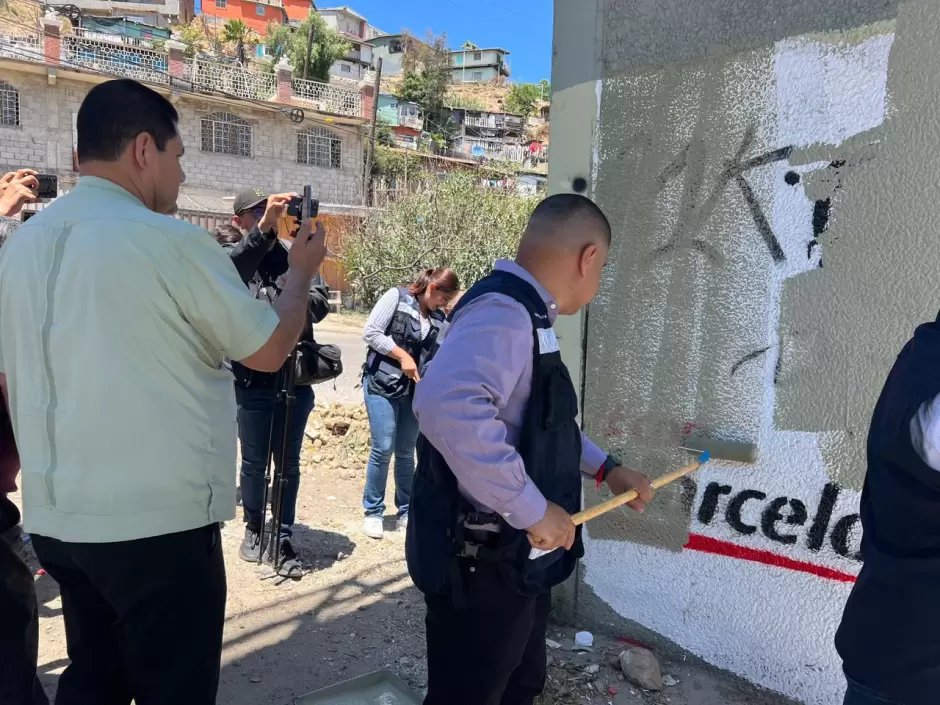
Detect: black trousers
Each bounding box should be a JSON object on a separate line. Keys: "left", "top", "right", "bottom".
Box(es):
{"left": 0, "top": 497, "right": 48, "bottom": 705}
{"left": 423, "top": 559, "right": 551, "bottom": 705}
{"left": 31, "top": 524, "right": 227, "bottom": 705}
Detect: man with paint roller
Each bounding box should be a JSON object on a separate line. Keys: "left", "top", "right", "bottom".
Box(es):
{"left": 407, "top": 193, "right": 655, "bottom": 705}
{"left": 835, "top": 314, "right": 940, "bottom": 705}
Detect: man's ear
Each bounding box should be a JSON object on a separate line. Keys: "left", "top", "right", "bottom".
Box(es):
{"left": 579, "top": 243, "right": 599, "bottom": 275}
{"left": 232, "top": 215, "right": 244, "bottom": 229}
{"left": 132, "top": 132, "right": 153, "bottom": 170}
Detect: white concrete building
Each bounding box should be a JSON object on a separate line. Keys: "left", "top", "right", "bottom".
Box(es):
{"left": 0, "top": 26, "right": 367, "bottom": 219}
{"left": 318, "top": 6, "right": 373, "bottom": 82}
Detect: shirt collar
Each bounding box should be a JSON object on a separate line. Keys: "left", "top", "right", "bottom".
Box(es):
{"left": 494, "top": 259, "right": 559, "bottom": 324}
{"left": 74, "top": 176, "right": 148, "bottom": 208}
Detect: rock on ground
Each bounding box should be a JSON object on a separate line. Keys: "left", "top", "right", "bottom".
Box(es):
{"left": 619, "top": 647, "right": 663, "bottom": 691}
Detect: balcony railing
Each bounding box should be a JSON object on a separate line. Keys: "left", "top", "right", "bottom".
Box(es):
{"left": 465, "top": 115, "right": 496, "bottom": 128}
{"left": 0, "top": 32, "right": 42, "bottom": 61}
{"left": 71, "top": 27, "right": 163, "bottom": 50}
{"left": 62, "top": 34, "right": 169, "bottom": 85}
{"left": 398, "top": 113, "right": 423, "bottom": 130}
{"left": 291, "top": 77, "right": 362, "bottom": 117}
{"left": 187, "top": 58, "right": 277, "bottom": 101}
{"left": 2, "top": 31, "right": 366, "bottom": 120}
{"left": 464, "top": 141, "right": 525, "bottom": 163}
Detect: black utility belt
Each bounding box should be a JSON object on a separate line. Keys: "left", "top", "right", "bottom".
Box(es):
{"left": 458, "top": 512, "right": 503, "bottom": 559}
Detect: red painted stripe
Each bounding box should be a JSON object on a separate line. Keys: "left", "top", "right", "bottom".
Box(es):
{"left": 683, "top": 533, "right": 858, "bottom": 583}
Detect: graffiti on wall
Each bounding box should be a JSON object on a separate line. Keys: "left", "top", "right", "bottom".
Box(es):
{"left": 583, "top": 29, "right": 895, "bottom": 581}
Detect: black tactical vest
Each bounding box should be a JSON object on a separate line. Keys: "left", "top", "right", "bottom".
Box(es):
{"left": 363, "top": 287, "right": 444, "bottom": 400}
{"left": 835, "top": 314, "right": 940, "bottom": 704}
{"left": 406, "top": 269, "right": 584, "bottom": 597}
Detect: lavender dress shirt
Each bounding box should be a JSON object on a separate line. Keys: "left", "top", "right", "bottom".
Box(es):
{"left": 413, "top": 260, "right": 607, "bottom": 531}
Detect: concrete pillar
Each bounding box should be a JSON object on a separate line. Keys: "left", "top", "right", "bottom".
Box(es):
{"left": 41, "top": 16, "right": 61, "bottom": 66}
{"left": 165, "top": 40, "right": 187, "bottom": 79}
{"left": 276, "top": 57, "right": 292, "bottom": 104}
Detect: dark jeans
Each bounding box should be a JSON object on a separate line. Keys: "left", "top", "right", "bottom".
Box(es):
{"left": 843, "top": 677, "right": 903, "bottom": 705}
{"left": 0, "top": 497, "right": 48, "bottom": 705}
{"left": 30, "top": 525, "right": 226, "bottom": 705}
{"left": 236, "top": 383, "right": 314, "bottom": 536}
{"left": 362, "top": 380, "right": 419, "bottom": 518}
{"left": 423, "top": 560, "right": 550, "bottom": 705}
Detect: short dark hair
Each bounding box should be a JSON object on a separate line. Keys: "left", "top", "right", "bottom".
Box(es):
{"left": 528, "top": 193, "right": 612, "bottom": 244}
{"left": 77, "top": 79, "right": 179, "bottom": 163}
{"left": 212, "top": 223, "right": 244, "bottom": 246}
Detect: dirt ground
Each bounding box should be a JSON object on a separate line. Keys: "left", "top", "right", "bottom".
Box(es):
{"left": 17, "top": 315, "right": 792, "bottom": 705}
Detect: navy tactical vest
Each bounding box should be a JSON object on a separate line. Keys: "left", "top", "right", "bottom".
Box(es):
{"left": 363, "top": 287, "right": 445, "bottom": 400}
{"left": 835, "top": 314, "right": 940, "bottom": 703}
{"left": 406, "top": 269, "right": 584, "bottom": 597}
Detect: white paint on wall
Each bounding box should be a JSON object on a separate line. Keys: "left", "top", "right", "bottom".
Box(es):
{"left": 591, "top": 78, "right": 602, "bottom": 194}
{"left": 584, "top": 537, "right": 855, "bottom": 705}
{"left": 582, "top": 28, "right": 895, "bottom": 705}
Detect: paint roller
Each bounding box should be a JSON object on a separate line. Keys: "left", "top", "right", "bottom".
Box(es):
{"left": 527, "top": 434, "right": 758, "bottom": 559}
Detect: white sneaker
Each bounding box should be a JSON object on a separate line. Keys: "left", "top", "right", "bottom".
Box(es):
{"left": 364, "top": 516, "right": 384, "bottom": 540}
{"left": 397, "top": 514, "right": 409, "bottom": 532}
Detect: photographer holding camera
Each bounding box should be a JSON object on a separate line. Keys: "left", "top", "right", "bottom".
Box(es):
{"left": 0, "top": 169, "right": 39, "bottom": 217}
{"left": 223, "top": 188, "right": 331, "bottom": 578}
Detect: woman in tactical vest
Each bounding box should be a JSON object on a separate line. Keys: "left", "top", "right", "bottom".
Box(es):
{"left": 361, "top": 268, "right": 459, "bottom": 539}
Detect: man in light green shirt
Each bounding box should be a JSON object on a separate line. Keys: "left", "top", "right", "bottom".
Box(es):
{"left": 0, "top": 79, "right": 326, "bottom": 704}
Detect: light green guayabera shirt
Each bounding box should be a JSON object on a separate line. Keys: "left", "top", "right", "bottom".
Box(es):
{"left": 0, "top": 176, "right": 279, "bottom": 543}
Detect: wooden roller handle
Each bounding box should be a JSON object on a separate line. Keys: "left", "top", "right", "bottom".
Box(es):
{"left": 570, "top": 458, "right": 704, "bottom": 526}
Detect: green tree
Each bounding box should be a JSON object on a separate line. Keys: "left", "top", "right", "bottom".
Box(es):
{"left": 264, "top": 13, "right": 350, "bottom": 83}
{"left": 342, "top": 171, "right": 538, "bottom": 305}
{"left": 400, "top": 32, "right": 455, "bottom": 142}
{"left": 376, "top": 118, "right": 396, "bottom": 147}
{"left": 461, "top": 41, "right": 478, "bottom": 50}
{"left": 220, "top": 19, "right": 257, "bottom": 64}
{"left": 221, "top": 19, "right": 251, "bottom": 45}
{"left": 537, "top": 78, "right": 551, "bottom": 100}
{"left": 263, "top": 23, "right": 293, "bottom": 64}
{"left": 175, "top": 19, "right": 208, "bottom": 59}
{"left": 504, "top": 82, "right": 541, "bottom": 117}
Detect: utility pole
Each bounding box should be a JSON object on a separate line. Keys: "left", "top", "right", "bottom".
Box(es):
{"left": 303, "top": 22, "right": 315, "bottom": 80}
{"left": 362, "top": 57, "right": 383, "bottom": 206}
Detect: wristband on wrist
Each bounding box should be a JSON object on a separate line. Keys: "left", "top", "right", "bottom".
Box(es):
{"left": 595, "top": 455, "right": 620, "bottom": 489}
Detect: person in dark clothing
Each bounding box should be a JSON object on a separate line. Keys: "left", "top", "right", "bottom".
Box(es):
{"left": 835, "top": 314, "right": 940, "bottom": 705}
{"left": 0, "top": 213, "right": 48, "bottom": 705}
{"left": 217, "top": 188, "right": 331, "bottom": 578}
{"left": 409, "top": 194, "right": 653, "bottom": 705}
{"left": 360, "top": 268, "right": 459, "bottom": 540}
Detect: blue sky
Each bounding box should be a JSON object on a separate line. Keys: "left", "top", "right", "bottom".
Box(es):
{"left": 338, "top": 0, "right": 554, "bottom": 84}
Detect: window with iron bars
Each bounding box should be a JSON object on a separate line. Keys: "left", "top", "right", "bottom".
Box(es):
{"left": 297, "top": 127, "right": 342, "bottom": 169}
{"left": 0, "top": 81, "right": 20, "bottom": 127}
{"left": 200, "top": 112, "right": 252, "bottom": 158}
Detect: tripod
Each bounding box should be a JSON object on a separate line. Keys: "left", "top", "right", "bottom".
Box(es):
{"left": 258, "top": 344, "right": 300, "bottom": 580}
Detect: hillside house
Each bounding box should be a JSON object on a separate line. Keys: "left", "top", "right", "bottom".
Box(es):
{"left": 318, "top": 6, "right": 373, "bottom": 81}
{"left": 450, "top": 47, "right": 509, "bottom": 83}
{"left": 450, "top": 107, "right": 525, "bottom": 162}
{"left": 377, "top": 93, "right": 423, "bottom": 149}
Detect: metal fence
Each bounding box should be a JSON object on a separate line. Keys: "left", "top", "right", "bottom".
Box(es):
{"left": 292, "top": 76, "right": 362, "bottom": 117}
{"left": 62, "top": 34, "right": 169, "bottom": 84}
